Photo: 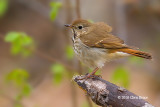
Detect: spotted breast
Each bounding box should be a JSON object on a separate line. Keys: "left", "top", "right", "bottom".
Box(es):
{"left": 73, "top": 37, "right": 108, "bottom": 69}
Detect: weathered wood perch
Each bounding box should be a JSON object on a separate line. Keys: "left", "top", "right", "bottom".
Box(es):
{"left": 73, "top": 75, "right": 154, "bottom": 107}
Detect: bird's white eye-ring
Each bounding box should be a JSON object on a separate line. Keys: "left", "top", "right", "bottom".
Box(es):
{"left": 78, "top": 25, "right": 83, "bottom": 29}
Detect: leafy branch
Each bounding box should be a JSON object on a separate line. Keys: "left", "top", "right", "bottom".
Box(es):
{"left": 5, "top": 32, "right": 34, "bottom": 57}
{"left": 5, "top": 69, "right": 31, "bottom": 107}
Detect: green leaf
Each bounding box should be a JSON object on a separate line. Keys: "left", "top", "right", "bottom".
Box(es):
{"left": 21, "top": 84, "right": 31, "bottom": 96}
{"left": 5, "top": 68, "right": 31, "bottom": 107}
{"left": 11, "top": 40, "right": 22, "bottom": 55}
{"left": 111, "top": 66, "right": 130, "bottom": 88}
{"left": 22, "top": 35, "right": 33, "bottom": 46}
{"left": 5, "top": 69, "right": 29, "bottom": 86}
{"left": 5, "top": 32, "right": 20, "bottom": 42}
{"left": 50, "top": 8, "right": 58, "bottom": 21}
{"left": 51, "top": 63, "right": 65, "bottom": 85}
{"left": 21, "top": 48, "right": 32, "bottom": 57}
{"left": 5, "top": 32, "right": 34, "bottom": 57}
{"left": 0, "top": 0, "right": 8, "bottom": 17}
{"left": 50, "top": 2, "right": 62, "bottom": 21}
{"left": 51, "top": 63, "right": 65, "bottom": 73}
{"left": 50, "top": 2, "right": 62, "bottom": 7}
{"left": 65, "top": 45, "right": 74, "bottom": 60}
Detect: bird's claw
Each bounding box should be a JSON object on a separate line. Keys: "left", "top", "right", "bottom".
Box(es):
{"left": 77, "top": 73, "right": 102, "bottom": 80}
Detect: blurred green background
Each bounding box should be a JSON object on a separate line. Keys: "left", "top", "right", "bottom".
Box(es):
{"left": 0, "top": 0, "right": 160, "bottom": 107}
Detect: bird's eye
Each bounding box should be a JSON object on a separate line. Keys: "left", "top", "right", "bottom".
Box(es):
{"left": 78, "top": 25, "right": 83, "bottom": 29}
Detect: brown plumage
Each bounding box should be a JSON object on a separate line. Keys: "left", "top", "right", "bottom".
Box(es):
{"left": 109, "top": 48, "right": 152, "bottom": 59}
{"left": 79, "top": 21, "right": 126, "bottom": 49}
{"left": 65, "top": 19, "right": 152, "bottom": 77}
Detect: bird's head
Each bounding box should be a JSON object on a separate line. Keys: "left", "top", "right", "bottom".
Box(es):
{"left": 65, "top": 19, "right": 93, "bottom": 39}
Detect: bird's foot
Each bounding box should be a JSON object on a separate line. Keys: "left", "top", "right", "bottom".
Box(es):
{"left": 86, "top": 73, "right": 102, "bottom": 79}
{"left": 77, "top": 73, "right": 102, "bottom": 80}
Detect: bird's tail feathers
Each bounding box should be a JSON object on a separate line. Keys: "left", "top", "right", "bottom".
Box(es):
{"left": 116, "top": 48, "right": 152, "bottom": 59}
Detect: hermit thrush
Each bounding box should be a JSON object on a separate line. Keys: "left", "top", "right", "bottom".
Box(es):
{"left": 65, "top": 19, "right": 152, "bottom": 77}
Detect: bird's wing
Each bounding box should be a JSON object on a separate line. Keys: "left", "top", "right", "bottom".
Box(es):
{"left": 80, "top": 22, "right": 128, "bottom": 49}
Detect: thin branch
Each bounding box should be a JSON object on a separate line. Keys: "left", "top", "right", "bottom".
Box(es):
{"left": 73, "top": 75, "right": 154, "bottom": 107}
{"left": 76, "top": 0, "right": 81, "bottom": 18}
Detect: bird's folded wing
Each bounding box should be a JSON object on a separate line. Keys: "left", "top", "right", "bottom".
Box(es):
{"left": 80, "top": 23, "right": 128, "bottom": 49}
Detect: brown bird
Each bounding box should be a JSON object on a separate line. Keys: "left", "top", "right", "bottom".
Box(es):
{"left": 65, "top": 19, "right": 152, "bottom": 78}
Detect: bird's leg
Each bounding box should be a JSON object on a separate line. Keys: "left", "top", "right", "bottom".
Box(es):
{"left": 86, "top": 67, "right": 99, "bottom": 78}
{"left": 77, "top": 67, "right": 101, "bottom": 80}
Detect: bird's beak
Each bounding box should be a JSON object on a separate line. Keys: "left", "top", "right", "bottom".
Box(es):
{"left": 64, "top": 24, "right": 72, "bottom": 28}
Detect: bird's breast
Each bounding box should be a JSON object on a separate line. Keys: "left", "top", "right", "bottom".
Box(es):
{"left": 73, "top": 38, "right": 107, "bottom": 68}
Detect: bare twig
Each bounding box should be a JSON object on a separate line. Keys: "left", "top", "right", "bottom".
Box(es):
{"left": 76, "top": 0, "right": 81, "bottom": 18}
{"left": 73, "top": 75, "right": 154, "bottom": 107}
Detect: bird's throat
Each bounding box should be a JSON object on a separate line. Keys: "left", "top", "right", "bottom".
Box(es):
{"left": 72, "top": 29, "right": 77, "bottom": 40}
